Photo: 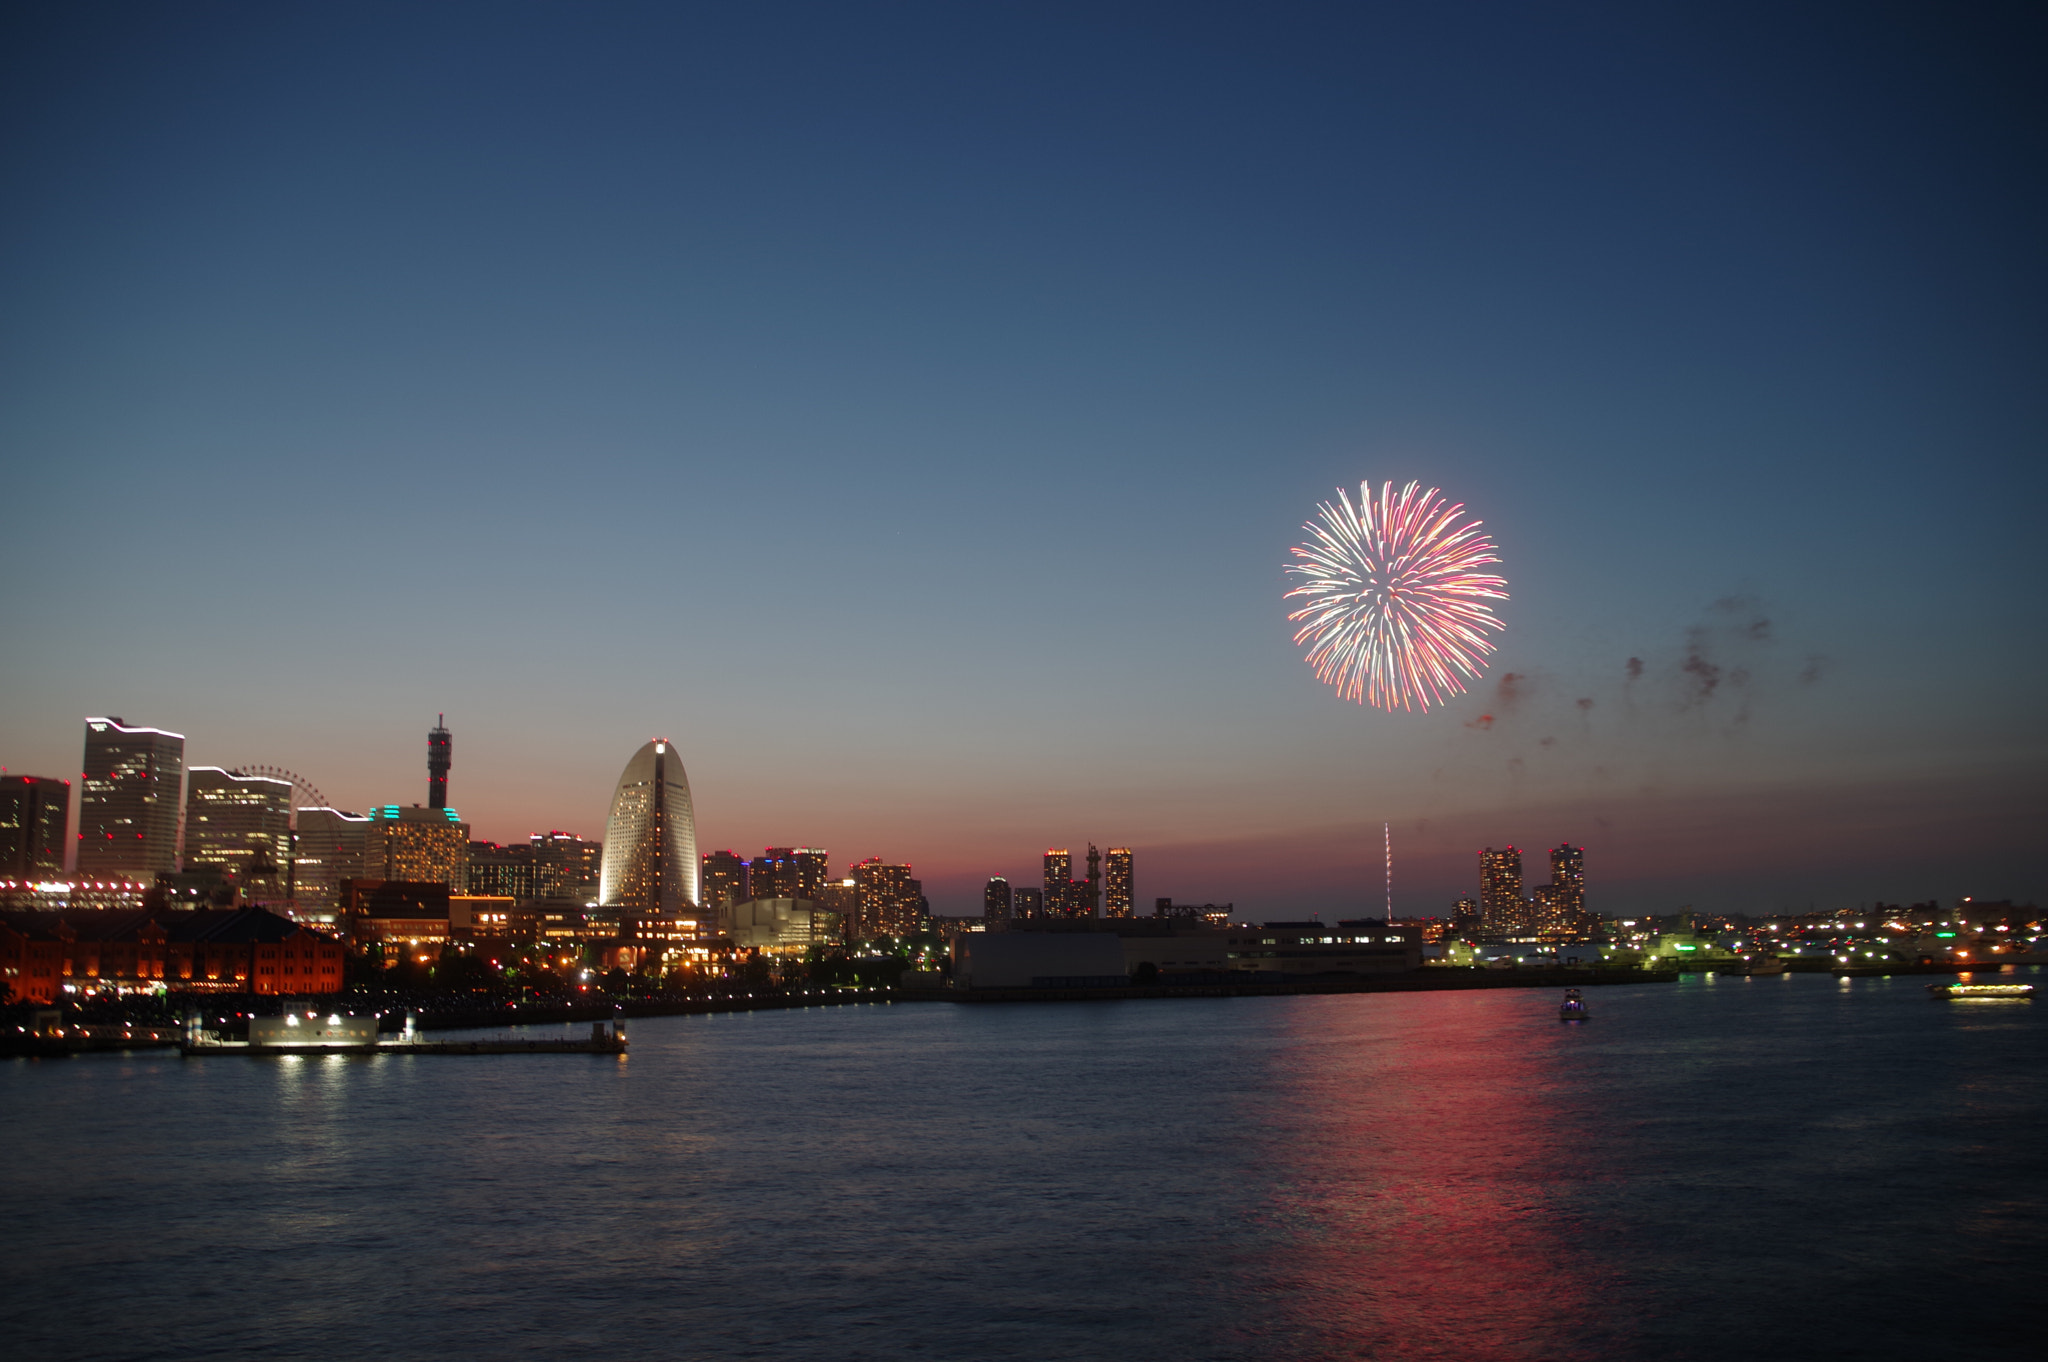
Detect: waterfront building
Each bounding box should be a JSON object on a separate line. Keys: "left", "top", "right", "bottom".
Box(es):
{"left": 599, "top": 738, "right": 699, "bottom": 916}
{"left": 1013, "top": 886, "right": 1044, "bottom": 920}
{"left": 1080, "top": 844, "right": 1102, "bottom": 917}
{"left": 1480, "top": 847, "right": 1527, "bottom": 934}
{"left": 531, "top": 831, "right": 601, "bottom": 901}
{"left": 0, "top": 906, "right": 345, "bottom": 1001}
{"left": 0, "top": 775, "right": 69, "bottom": 879}
{"left": 1451, "top": 897, "right": 1481, "bottom": 935}
{"left": 814, "top": 877, "right": 859, "bottom": 936}
{"left": 182, "top": 768, "right": 293, "bottom": 898}
{"left": 748, "top": 849, "right": 797, "bottom": 900}
{"left": 293, "top": 807, "right": 372, "bottom": 921}
{"left": 728, "top": 898, "right": 840, "bottom": 951}
{"left": 341, "top": 879, "right": 453, "bottom": 952}
{"left": 78, "top": 717, "right": 185, "bottom": 880}
{"left": 1043, "top": 849, "right": 1069, "bottom": 916}
{"left": 700, "top": 849, "right": 750, "bottom": 917}
{"left": 1551, "top": 844, "right": 1588, "bottom": 932}
{"left": 364, "top": 804, "right": 469, "bottom": 888}
{"left": 1153, "top": 898, "right": 1235, "bottom": 926}
{"left": 428, "top": 715, "right": 451, "bottom": 810}
{"left": 1104, "top": 847, "right": 1133, "bottom": 918}
{"left": 852, "top": 859, "right": 920, "bottom": 939}
{"left": 984, "top": 876, "right": 1012, "bottom": 922}
{"left": 468, "top": 840, "right": 539, "bottom": 900}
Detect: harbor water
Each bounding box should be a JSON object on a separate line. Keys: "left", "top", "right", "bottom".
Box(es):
{"left": 3, "top": 970, "right": 2041, "bottom": 1361}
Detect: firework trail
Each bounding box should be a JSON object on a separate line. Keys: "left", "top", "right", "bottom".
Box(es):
{"left": 1285, "top": 481, "right": 1508, "bottom": 711}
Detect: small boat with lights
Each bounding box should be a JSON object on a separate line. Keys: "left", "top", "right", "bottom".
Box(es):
{"left": 1558, "top": 988, "right": 1589, "bottom": 1021}
{"left": 1926, "top": 982, "right": 2035, "bottom": 1000}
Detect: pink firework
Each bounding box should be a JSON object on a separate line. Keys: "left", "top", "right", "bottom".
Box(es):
{"left": 1285, "top": 481, "right": 1508, "bottom": 711}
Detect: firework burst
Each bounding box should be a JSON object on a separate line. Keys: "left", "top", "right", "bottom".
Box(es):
{"left": 1285, "top": 481, "right": 1508, "bottom": 711}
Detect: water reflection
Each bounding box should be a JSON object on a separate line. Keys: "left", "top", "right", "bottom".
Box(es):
{"left": 1238, "top": 992, "right": 1633, "bottom": 1360}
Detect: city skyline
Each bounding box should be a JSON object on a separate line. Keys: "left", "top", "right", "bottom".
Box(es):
{"left": 1, "top": 5, "right": 2042, "bottom": 917}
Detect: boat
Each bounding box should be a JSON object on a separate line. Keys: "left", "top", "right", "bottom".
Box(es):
{"left": 1558, "top": 987, "right": 1589, "bottom": 1021}
{"left": 1927, "top": 982, "right": 2035, "bottom": 999}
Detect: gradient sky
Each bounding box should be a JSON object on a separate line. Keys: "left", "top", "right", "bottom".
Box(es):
{"left": 3, "top": 2, "right": 2043, "bottom": 917}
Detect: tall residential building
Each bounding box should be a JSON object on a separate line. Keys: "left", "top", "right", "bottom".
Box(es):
{"left": 780, "top": 848, "right": 830, "bottom": 900}
{"left": 852, "top": 859, "right": 920, "bottom": 939}
{"left": 599, "top": 738, "right": 699, "bottom": 914}
{"left": 1013, "top": 886, "right": 1044, "bottom": 920}
{"left": 428, "top": 715, "right": 451, "bottom": 810}
{"left": 701, "top": 850, "right": 750, "bottom": 916}
{"left": 182, "top": 768, "right": 294, "bottom": 898}
{"left": 78, "top": 717, "right": 185, "bottom": 879}
{"left": 468, "top": 840, "right": 539, "bottom": 899}
{"left": 984, "top": 876, "right": 1012, "bottom": 922}
{"left": 293, "top": 807, "right": 371, "bottom": 919}
{"left": 1480, "top": 846, "right": 1526, "bottom": 934}
{"left": 1043, "top": 849, "right": 1069, "bottom": 917}
{"left": 1104, "top": 847, "right": 1133, "bottom": 918}
{"left": 1082, "top": 844, "right": 1102, "bottom": 918}
{"left": 1, "top": 776, "right": 69, "bottom": 879}
{"left": 1450, "top": 897, "right": 1481, "bottom": 935}
{"left": 365, "top": 804, "right": 469, "bottom": 888}
{"left": 749, "top": 849, "right": 799, "bottom": 900}
{"left": 1550, "top": 844, "right": 1587, "bottom": 932}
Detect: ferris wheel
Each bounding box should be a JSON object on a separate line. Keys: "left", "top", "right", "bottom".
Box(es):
{"left": 229, "top": 765, "right": 330, "bottom": 819}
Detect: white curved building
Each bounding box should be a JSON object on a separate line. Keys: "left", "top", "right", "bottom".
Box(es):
{"left": 599, "top": 738, "right": 699, "bottom": 912}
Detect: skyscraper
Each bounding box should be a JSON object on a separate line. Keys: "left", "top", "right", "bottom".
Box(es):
{"left": 0, "top": 776, "right": 69, "bottom": 879}
{"left": 293, "top": 807, "right": 371, "bottom": 919}
{"left": 599, "top": 738, "right": 699, "bottom": 914}
{"left": 1480, "top": 846, "right": 1526, "bottom": 934}
{"left": 1043, "top": 849, "right": 1069, "bottom": 917}
{"left": 78, "top": 717, "right": 185, "bottom": 879}
{"left": 365, "top": 804, "right": 469, "bottom": 888}
{"left": 428, "top": 715, "right": 451, "bottom": 810}
{"left": 852, "top": 858, "right": 920, "bottom": 939}
{"left": 700, "top": 849, "right": 750, "bottom": 915}
{"left": 984, "top": 876, "right": 1012, "bottom": 922}
{"left": 1550, "top": 844, "right": 1587, "bottom": 933}
{"left": 1013, "top": 886, "right": 1044, "bottom": 920}
{"left": 182, "top": 768, "right": 294, "bottom": 895}
{"left": 530, "top": 831, "right": 601, "bottom": 901}
{"left": 1104, "top": 847, "right": 1133, "bottom": 917}
{"left": 1083, "top": 844, "right": 1102, "bottom": 918}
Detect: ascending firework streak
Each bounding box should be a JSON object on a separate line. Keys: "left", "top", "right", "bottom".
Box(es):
{"left": 1285, "top": 481, "right": 1508, "bottom": 711}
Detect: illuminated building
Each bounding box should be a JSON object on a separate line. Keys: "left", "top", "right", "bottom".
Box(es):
{"left": 293, "top": 807, "right": 371, "bottom": 920}
{"left": 530, "top": 831, "right": 601, "bottom": 901}
{"left": 1013, "top": 886, "right": 1044, "bottom": 920}
{"left": 984, "top": 876, "right": 1012, "bottom": 922}
{"left": 1081, "top": 844, "right": 1102, "bottom": 918}
{"left": 783, "top": 848, "right": 830, "bottom": 900}
{"left": 749, "top": 849, "right": 797, "bottom": 900}
{"left": 701, "top": 850, "right": 749, "bottom": 917}
{"left": 599, "top": 738, "right": 699, "bottom": 914}
{"left": 852, "top": 859, "right": 921, "bottom": 939}
{"left": 814, "top": 877, "right": 859, "bottom": 935}
{"left": 365, "top": 804, "right": 469, "bottom": 889}
{"left": 78, "top": 717, "right": 184, "bottom": 879}
{"left": 1104, "top": 848, "right": 1133, "bottom": 918}
{"left": 1451, "top": 897, "right": 1480, "bottom": 934}
{"left": 0, "top": 906, "right": 345, "bottom": 1001}
{"left": 468, "top": 841, "right": 539, "bottom": 899}
{"left": 428, "top": 715, "right": 451, "bottom": 809}
{"left": 1550, "top": 844, "right": 1588, "bottom": 932}
{"left": 341, "top": 879, "right": 452, "bottom": 952}
{"left": 1, "top": 776, "right": 69, "bottom": 878}
{"left": 1480, "top": 847, "right": 1527, "bottom": 934}
{"left": 1043, "top": 849, "right": 1069, "bottom": 916}
{"left": 182, "top": 768, "right": 293, "bottom": 898}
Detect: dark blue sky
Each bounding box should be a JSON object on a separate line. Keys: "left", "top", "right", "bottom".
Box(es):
{"left": 3, "top": 1, "right": 2043, "bottom": 915}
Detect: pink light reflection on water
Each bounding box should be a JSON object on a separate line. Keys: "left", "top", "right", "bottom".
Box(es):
{"left": 1226, "top": 990, "right": 1639, "bottom": 1361}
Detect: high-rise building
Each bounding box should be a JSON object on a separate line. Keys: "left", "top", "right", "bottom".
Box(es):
{"left": 1083, "top": 844, "right": 1102, "bottom": 918}
{"left": 293, "top": 807, "right": 371, "bottom": 920}
{"left": 428, "top": 715, "right": 451, "bottom": 810}
{"left": 700, "top": 850, "right": 750, "bottom": 916}
{"left": 1450, "top": 897, "right": 1481, "bottom": 935}
{"left": 468, "top": 840, "right": 538, "bottom": 899}
{"left": 78, "top": 717, "right": 185, "bottom": 879}
{"left": 749, "top": 849, "right": 799, "bottom": 900}
{"left": 984, "top": 876, "right": 1012, "bottom": 922}
{"left": 783, "top": 848, "right": 829, "bottom": 900}
{"left": 1, "top": 776, "right": 69, "bottom": 879}
{"left": 182, "top": 768, "right": 294, "bottom": 899}
{"left": 365, "top": 804, "right": 469, "bottom": 888}
{"left": 1480, "top": 847, "right": 1526, "bottom": 934}
{"left": 1550, "top": 844, "right": 1587, "bottom": 933}
{"left": 599, "top": 738, "right": 699, "bottom": 914}
{"left": 1043, "top": 849, "right": 1069, "bottom": 917}
{"left": 852, "top": 859, "right": 920, "bottom": 939}
{"left": 1013, "top": 886, "right": 1044, "bottom": 920}
{"left": 529, "top": 831, "right": 602, "bottom": 902}
{"left": 1104, "top": 847, "right": 1132, "bottom": 918}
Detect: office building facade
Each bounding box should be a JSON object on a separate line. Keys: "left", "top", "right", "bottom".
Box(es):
{"left": 293, "top": 807, "right": 372, "bottom": 920}
{"left": 1, "top": 776, "right": 69, "bottom": 879}
{"left": 182, "top": 768, "right": 294, "bottom": 894}
{"left": 365, "top": 804, "right": 469, "bottom": 889}
{"left": 78, "top": 717, "right": 185, "bottom": 879}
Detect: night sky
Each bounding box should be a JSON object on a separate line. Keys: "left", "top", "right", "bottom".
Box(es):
{"left": 3, "top": 2, "right": 2042, "bottom": 917}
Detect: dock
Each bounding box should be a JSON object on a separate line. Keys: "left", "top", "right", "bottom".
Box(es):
{"left": 180, "top": 1021, "right": 628, "bottom": 1057}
